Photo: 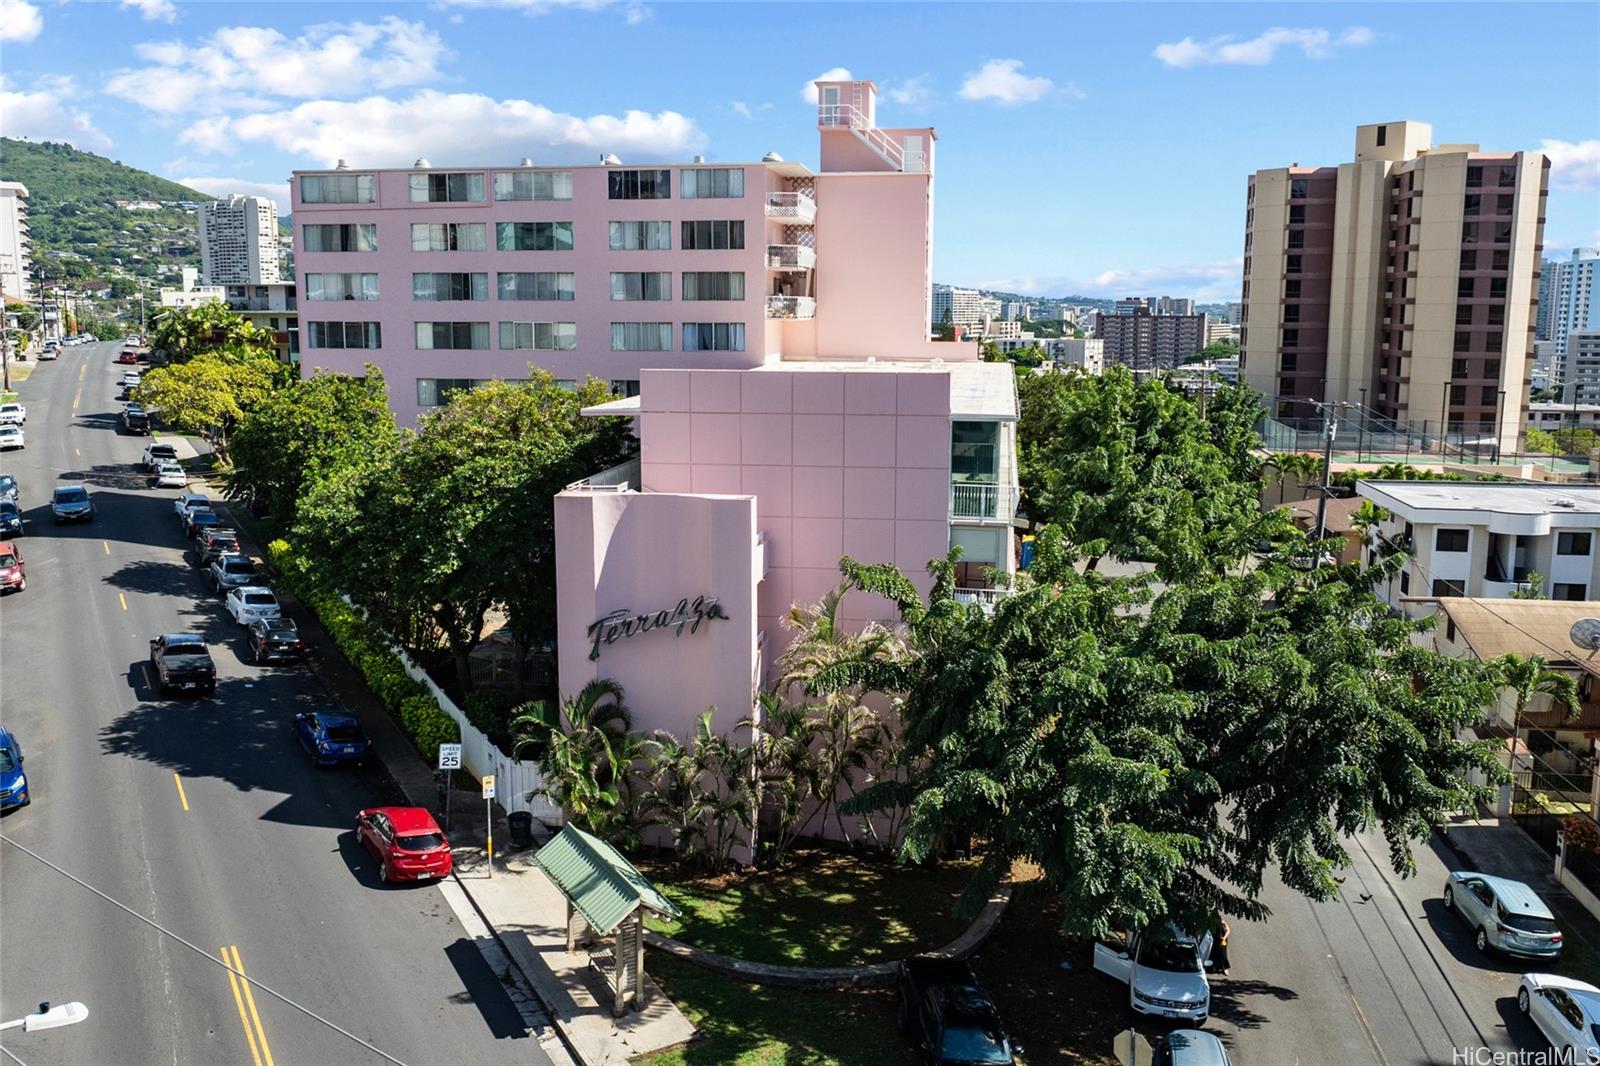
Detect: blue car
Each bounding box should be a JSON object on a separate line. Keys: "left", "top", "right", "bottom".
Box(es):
{"left": 0, "top": 725, "right": 30, "bottom": 810}
{"left": 293, "top": 711, "right": 370, "bottom": 767}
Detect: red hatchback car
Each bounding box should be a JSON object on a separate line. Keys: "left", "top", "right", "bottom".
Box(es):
{"left": 356, "top": 807, "right": 453, "bottom": 883}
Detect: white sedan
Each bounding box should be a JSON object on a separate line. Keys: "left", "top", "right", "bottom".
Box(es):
{"left": 0, "top": 402, "right": 26, "bottom": 424}
{"left": 1520, "top": 974, "right": 1600, "bottom": 1061}
{"left": 0, "top": 426, "right": 23, "bottom": 451}
{"left": 152, "top": 461, "right": 187, "bottom": 489}
{"left": 225, "top": 586, "right": 282, "bottom": 627}
{"left": 174, "top": 493, "right": 209, "bottom": 520}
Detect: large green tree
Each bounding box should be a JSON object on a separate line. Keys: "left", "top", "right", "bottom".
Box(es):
{"left": 149, "top": 302, "right": 276, "bottom": 364}
{"left": 1017, "top": 366, "right": 1278, "bottom": 579}
{"left": 294, "top": 373, "right": 635, "bottom": 690}
{"left": 228, "top": 367, "right": 399, "bottom": 524}
{"left": 826, "top": 528, "right": 1504, "bottom": 936}
{"left": 132, "top": 352, "right": 283, "bottom": 461}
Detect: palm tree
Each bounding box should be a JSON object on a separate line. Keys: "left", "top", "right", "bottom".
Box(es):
{"left": 512, "top": 679, "right": 649, "bottom": 839}
{"left": 1494, "top": 653, "right": 1581, "bottom": 784}
{"left": 747, "top": 691, "right": 818, "bottom": 864}
{"left": 643, "top": 728, "right": 709, "bottom": 862}
{"left": 687, "top": 712, "right": 759, "bottom": 871}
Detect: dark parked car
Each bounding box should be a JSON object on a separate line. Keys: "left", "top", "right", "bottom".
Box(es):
{"left": 293, "top": 711, "right": 369, "bottom": 766}
{"left": 0, "top": 500, "right": 22, "bottom": 538}
{"left": 198, "top": 528, "right": 241, "bottom": 565}
{"left": 247, "top": 618, "right": 304, "bottom": 663}
{"left": 185, "top": 509, "right": 222, "bottom": 540}
{"left": 898, "top": 956, "right": 1017, "bottom": 1065}
{"left": 122, "top": 406, "right": 150, "bottom": 435}
{"left": 148, "top": 634, "right": 217, "bottom": 696}
{"left": 0, "top": 473, "right": 17, "bottom": 503}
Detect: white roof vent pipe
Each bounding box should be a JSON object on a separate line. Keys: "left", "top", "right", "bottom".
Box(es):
{"left": 762, "top": 151, "right": 784, "bottom": 163}
{"left": 601, "top": 153, "right": 621, "bottom": 166}
{"left": 693, "top": 154, "right": 705, "bottom": 163}
{"left": 414, "top": 158, "right": 431, "bottom": 168}
{"left": 520, "top": 158, "right": 534, "bottom": 167}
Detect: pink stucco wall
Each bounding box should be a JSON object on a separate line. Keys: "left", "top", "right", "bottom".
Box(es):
{"left": 555, "top": 490, "right": 758, "bottom": 741}
{"left": 812, "top": 173, "right": 935, "bottom": 361}
{"left": 635, "top": 366, "right": 955, "bottom": 668}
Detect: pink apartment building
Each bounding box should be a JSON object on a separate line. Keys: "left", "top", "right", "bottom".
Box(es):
{"left": 295, "top": 83, "right": 1018, "bottom": 803}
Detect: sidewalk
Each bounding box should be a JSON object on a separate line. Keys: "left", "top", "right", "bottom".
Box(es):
{"left": 1440, "top": 808, "right": 1600, "bottom": 960}
{"left": 204, "top": 468, "right": 695, "bottom": 1066}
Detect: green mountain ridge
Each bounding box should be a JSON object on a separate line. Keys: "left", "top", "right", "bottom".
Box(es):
{"left": 0, "top": 138, "right": 211, "bottom": 285}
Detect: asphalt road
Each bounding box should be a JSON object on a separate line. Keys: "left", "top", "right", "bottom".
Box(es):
{"left": 1192, "top": 818, "right": 1551, "bottom": 1064}
{"left": 0, "top": 341, "right": 551, "bottom": 1066}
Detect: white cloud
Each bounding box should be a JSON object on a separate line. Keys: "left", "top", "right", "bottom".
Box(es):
{"left": 436, "top": 0, "right": 651, "bottom": 20}
{"left": 121, "top": 0, "right": 177, "bottom": 23}
{"left": 106, "top": 17, "right": 451, "bottom": 114}
{"left": 0, "top": 0, "right": 43, "bottom": 43}
{"left": 177, "top": 177, "right": 291, "bottom": 214}
{"left": 1542, "top": 138, "right": 1600, "bottom": 192}
{"left": 800, "top": 67, "right": 851, "bottom": 105}
{"left": 1153, "top": 26, "right": 1374, "bottom": 68}
{"left": 0, "top": 74, "right": 114, "bottom": 153}
{"left": 976, "top": 258, "right": 1245, "bottom": 302}
{"left": 958, "top": 59, "right": 1054, "bottom": 106}
{"left": 182, "top": 90, "right": 705, "bottom": 168}
{"left": 730, "top": 100, "right": 753, "bottom": 120}
{"left": 885, "top": 74, "right": 935, "bottom": 108}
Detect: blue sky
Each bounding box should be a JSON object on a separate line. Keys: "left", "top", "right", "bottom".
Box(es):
{"left": 2, "top": 0, "right": 1596, "bottom": 300}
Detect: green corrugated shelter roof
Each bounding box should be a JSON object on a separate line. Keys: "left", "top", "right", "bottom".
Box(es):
{"left": 531, "top": 824, "right": 680, "bottom": 937}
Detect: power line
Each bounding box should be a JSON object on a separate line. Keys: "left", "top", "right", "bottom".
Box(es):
{"left": 0, "top": 834, "right": 407, "bottom": 1066}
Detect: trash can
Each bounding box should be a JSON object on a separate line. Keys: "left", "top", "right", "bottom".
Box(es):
{"left": 507, "top": 811, "right": 535, "bottom": 850}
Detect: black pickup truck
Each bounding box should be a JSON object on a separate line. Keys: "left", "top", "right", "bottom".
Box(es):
{"left": 148, "top": 634, "right": 217, "bottom": 696}
{"left": 897, "top": 956, "right": 1018, "bottom": 1065}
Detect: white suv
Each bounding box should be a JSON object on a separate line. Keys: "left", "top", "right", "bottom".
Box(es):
{"left": 226, "top": 586, "right": 281, "bottom": 627}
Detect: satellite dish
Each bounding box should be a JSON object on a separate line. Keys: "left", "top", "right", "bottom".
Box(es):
{"left": 1570, "top": 617, "right": 1600, "bottom": 651}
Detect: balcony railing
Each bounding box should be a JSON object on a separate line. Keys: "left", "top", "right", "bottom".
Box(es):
{"left": 950, "top": 480, "right": 1017, "bottom": 522}
{"left": 766, "top": 245, "right": 816, "bottom": 270}
{"left": 565, "top": 457, "right": 640, "bottom": 493}
{"left": 767, "top": 296, "right": 816, "bottom": 320}
{"left": 954, "top": 587, "right": 1010, "bottom": 613}
{"left": 765, "top": 191, "right": 817, "bottom": 224}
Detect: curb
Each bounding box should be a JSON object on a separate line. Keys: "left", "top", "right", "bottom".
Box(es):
{"left": 643, "top": 882, "right": 1015, "bottom": 989}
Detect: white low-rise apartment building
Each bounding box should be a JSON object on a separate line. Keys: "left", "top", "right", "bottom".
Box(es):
{"left": 1359, "top": 480, "right": 1600, "bottom": 614}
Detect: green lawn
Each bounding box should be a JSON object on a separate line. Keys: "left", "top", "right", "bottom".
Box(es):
{"left": 632, "top": 848, "right": 979, "bottom": 1064}
{"left": 638, "top": 849, "right": 976, "bottom": 967}
{"left": 637, "top": 956, "right": 916, "bottom": 1066}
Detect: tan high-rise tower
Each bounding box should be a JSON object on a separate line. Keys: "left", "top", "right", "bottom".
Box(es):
{"left": 1241, "top": 122, "right": 1549, "bottom": 454}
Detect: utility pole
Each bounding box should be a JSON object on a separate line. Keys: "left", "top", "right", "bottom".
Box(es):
{"left": 1315, "top": 407, "right": 1337, "bottom": 543}
{"left": 2, "top": 321, "right": 11, "bottom": 393}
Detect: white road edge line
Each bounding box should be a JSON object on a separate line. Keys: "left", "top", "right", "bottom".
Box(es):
{"left": 435, "top": 878, "right": 572, "bottom": 1066}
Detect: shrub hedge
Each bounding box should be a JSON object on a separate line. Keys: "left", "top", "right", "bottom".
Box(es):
{"left": 267, "top": 538, "right": 460, "bottom": 757}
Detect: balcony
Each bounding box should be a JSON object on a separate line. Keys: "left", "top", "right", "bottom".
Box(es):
{"left": 949, "top": 480, "right": 1017, "bottom": 522}
{"left": 565, "top": 457, "right": 640, "bottom": 493}
{"left": 766, "top": 245, "right": 816, "bottom": 271}
{"left": 954, "top": 587, "right": 1010, "bottom": 613}
{"left": 767, "top": 296, "right": 816, "bottom": 320}
{"left": 766, "top": 191, "right": 817, "bottom": 224}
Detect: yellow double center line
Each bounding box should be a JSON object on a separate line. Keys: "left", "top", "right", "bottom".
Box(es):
{"left": 222, "top": 945, "right": 276, "bottom": 1066}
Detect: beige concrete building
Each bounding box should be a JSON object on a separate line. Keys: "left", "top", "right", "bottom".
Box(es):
{"left": 1242, "top": 122, "right": 1550, "bottom": 455}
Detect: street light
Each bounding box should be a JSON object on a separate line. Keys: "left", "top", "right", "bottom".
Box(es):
{"left": 0, "top": 1001, "right": 89, "bottom": 1033}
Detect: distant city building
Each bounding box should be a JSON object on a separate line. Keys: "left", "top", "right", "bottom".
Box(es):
{"left": 1529, "top": 401, "right": 1600, "bottom": 433}
{"left": 1533, "top": 339, "right": 1562, "bottom": 392}
{"left": 224, "top": 282, "right": 299, "bottom": 362}
{"left": 1155, "top": 296, "right": 1196, "bottom": 316}
{"left": 199, "top": 194, "right": 283, "bottom": 285}
{"left": 1053, "top": 336, "right": 1104, "bottom": 374}
{"left": 1241, "top": 120, "right": 1549, "bottom": 457}
{"left": 0, "top": 181, "right": 30, "bottom": 302}
{"left": 1205, "top": 318, "right": 1238, "bottom": 345}
{"left": 1224, "top": 301, "right": 1244, "bottom": 326}
{"left": 977, "top": 296, "right": 1003, "bottom": 322}
{"left": 1548, "top": 248, "right": 1600, "bottom": 356}
{"left": 1538, "top": 258, "right": 1561, "bottom": 341}
{"left": 932, "top": 285, "right": 984, "bottom": 329}
{"left": 1563, "top": 330, "right": 1600, "bottom": 404}
{"left": 159, "top": 266, "right": 225, "bottom": 308}
{"left": 1093, "top": 307, "right": 1208, "bottom": 371}
{"left": 1113, "top": 297, "right": 1149, "bottom": 316}
{"left": 1001, "top": 300, "right": 1032, "bottom": 321}
{"left": 981, "top": 319, "right": 1023, "bottom": 340}
{"left": 1214, "top": 354, "right": 1240, "bottom": 384}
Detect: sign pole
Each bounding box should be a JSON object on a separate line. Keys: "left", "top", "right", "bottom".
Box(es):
{"left": 446, "top": 769, "right": 452, "bottom": 835}
{"left": 481, "top": 773, "right": 497, "bottom": 879}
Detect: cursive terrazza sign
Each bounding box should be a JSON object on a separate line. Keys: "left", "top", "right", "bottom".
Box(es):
{"left": 587, "top": 595, "right": 730, "bottom": 660}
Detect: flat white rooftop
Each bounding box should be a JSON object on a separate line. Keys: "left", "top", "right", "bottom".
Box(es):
{"left": 1358, "top": 480, "right": 1600, "bottom": 516}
